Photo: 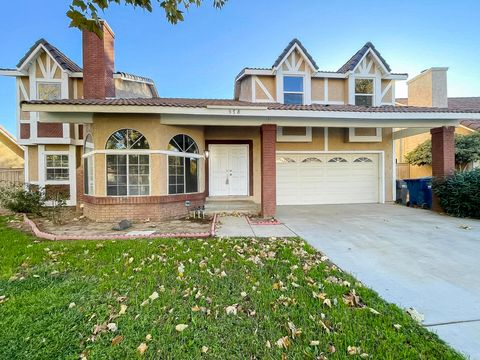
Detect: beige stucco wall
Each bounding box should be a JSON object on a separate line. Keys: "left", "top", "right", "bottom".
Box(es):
{"left": 407, "top": 69, "right": 449, "bottom": 108}
{"left": 328, "top": 79, "right": 346, "bottom": 102}
{"left": 381, "top": 80, "right": 393, "bottom": 103}
{"left": 311, "top": 79, "right": 325, "bottom": 102}
{"left": 238, "top": 77, "right": 253, "bottom": 102}
{"left": 256, "top": 76, "right": 276, "bottom": 101}
{"left": 0, "top": 133, "right": 24, "bottom": 168}
{"left": 45, "top": 144, "right": 69, "bottom": 152}
{"left": 204, "top": 126, "right": 261, "bottom": 204}
{"left": 27, "top": 146, "right": 38, "bottom": 182}
{"left": 90, "top": 114, "right": 205, "bottom": 197}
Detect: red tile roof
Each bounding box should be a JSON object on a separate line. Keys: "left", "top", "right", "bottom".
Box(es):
{"left": 24, "top": 97, "right": 480, "bottom": 114}
{"left": 396, "top": 97, "right": 480, "bottom": 130}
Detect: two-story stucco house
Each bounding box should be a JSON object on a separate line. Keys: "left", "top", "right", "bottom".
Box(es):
{"left": 2, "top": 21, "right": 480, "bottom": 221}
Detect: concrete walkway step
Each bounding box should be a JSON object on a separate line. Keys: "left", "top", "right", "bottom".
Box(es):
{"left": 205, "top": 200, "right": 259, "bottom": 215}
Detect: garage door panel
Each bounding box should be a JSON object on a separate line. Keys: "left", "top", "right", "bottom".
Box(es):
{"left": 277, "top": 152, "right": 380, "bottom": 205}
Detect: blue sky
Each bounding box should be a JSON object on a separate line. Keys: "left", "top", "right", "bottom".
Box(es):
{"left": 1, "top": 0, "right": 479, "bottom": 135}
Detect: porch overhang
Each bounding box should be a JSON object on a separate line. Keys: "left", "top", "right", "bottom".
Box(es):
{"left": 22, "top": 102, "right": 478, "bottom": 128}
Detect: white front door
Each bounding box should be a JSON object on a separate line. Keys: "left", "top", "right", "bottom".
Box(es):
{"left": 209, "top": 144, "right": 249, "bottom": 196}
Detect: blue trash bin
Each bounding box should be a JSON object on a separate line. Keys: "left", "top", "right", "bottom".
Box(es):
{"left": 403, "top": 177, "right": 433, "bottom": 209}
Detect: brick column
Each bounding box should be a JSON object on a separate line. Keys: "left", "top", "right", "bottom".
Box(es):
{"left": 430, "top": 126, "right": 455, "bottom": 211}
{"left": 261, "top": 124, "right": 277, "bottom": 217}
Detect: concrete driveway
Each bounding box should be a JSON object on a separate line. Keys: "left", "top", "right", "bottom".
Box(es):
{"left": 277, "top": 204, "right": 480, "bottom": 359}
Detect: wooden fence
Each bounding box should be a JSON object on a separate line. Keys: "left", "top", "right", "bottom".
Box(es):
{"left": 0, "top": 168, "right": 24, "bottom": 185}
{"left": 396, "top": 163, "right": 410, "bottom": 180}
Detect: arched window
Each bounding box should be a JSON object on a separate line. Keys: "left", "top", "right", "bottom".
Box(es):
{"left": 276, "top": 157, "right": 296, "bottom": 163}
{"left": 328, "top": 157, "right": 348, "bottom": 163}
{"left": 105, "top": 129, "right": 150, "bottom": 196}
{"left": 302, "top": 157, "right": 322, "bottom": 163}
{"left": 353, "top": 157, "right": 373, "bottom": 163}
{"left": 84, "top": 134, "right": 94, "bottom": 195}
{"left": 168, "top": 134, "right": 199, "bottom": 194}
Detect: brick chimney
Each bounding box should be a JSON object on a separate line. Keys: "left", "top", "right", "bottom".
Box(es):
{"left": 82, "top": 20, "right": 115, "bottom": 99}
{"left": 407, "top": 67, "right": 448, "bottom": 108}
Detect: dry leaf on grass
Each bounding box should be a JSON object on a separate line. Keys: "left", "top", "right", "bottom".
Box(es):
{"left": 201, "top": 346, "right": 209, "bottom": 353}
{"left": 175, "top": 324, "right": 188, "bottom": 332}
{"left": 275, "top": 336, "right": 291, "bottom": 349}
{"left": 287, "top": 321, "right": 302, "bottom": 339}
{"left": 343, "top": 290, "right": 364, "bottom": 308}
{"left": 347, "top": 346, "right": 361, "bottom": 355}
{"left": 107, "top": 323, "right": 118, "bottom": 332}
{"left": 145, "top": 334, "right": 152, "bottom": 341}
{"left": 119, "top": 304, "right": 127, "bottom": 315}
{"left": 310, "top": 340, "right": 320, "bottom": 346}
{"left": 137, "top": 342, "right": 148, "bottom": 355}
{"left": 393, "top": 323, "right": 402, "bottom": 330}
{"left": 111, "top": 335, "right": 124, "bottom": 346}
{"left": 149, "top": 291, "right": 159, "bottom": 301}
{"left": 225, "top": 304, "right": 238, "bottom": 315}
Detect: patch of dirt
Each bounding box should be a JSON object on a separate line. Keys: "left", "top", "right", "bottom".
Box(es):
{"left": 31, "top": 213, "right": 213, "bottom": 237}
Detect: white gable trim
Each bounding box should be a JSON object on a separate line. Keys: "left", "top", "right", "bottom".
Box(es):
{"left": 273, "top": 43, "right": 317, "bottom": 72}
{"left": 17, "top": 44, "right": 70, "bottom": 75}
{"left": 352, "top": 48, "right": 390, "bottom": 76}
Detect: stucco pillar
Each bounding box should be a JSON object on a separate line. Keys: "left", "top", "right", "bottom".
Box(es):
{"left": 430, "top": 126, "right": 455, "bottom": 211}
{"left": 261, "top": 124, "right": 277, "bottom": 217}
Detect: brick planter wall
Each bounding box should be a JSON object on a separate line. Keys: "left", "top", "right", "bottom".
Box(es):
{"left": 82, "top": 192, "right": 206, "bottom": 222}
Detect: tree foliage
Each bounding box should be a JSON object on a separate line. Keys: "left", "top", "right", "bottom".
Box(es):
{"left": 68, "top": 0, "right": 228, "bottom": 36}
{"left": 405, "top": 132, "right": 480, "bottom": 170}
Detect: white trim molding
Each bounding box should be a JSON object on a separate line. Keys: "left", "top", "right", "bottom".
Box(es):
{"left": 277, "top": 126, "right": 312, "bottom": 142}
{"left": 348, "top": 127, "right": 383, "bottom": 142}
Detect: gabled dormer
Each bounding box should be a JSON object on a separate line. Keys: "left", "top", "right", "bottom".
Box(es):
{"left": 338, "top": 42, "right": 400, "bottom": 106}
{"left": 272, "top": 39, "right": 318, "bottom": 105}
{"left": 234, "top": 40, "right": 407, "bottom": 107}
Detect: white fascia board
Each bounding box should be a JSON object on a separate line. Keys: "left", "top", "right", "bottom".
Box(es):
{"left": 160, "top": 114, "right": 461, "bottom": 128}
{"left": 0, "top": 69, "right": 26, "bottom": 76}
{"left": 235, "top": 69, "right": 273, "bottom": 82}
{"left": 385, "top": 74, "right": 408, "bottom": 80}
{"left": 22, "top": 103, "right": 480, "bottom": 121}
{"left": 312, "top": 72, "right": 347, "bottom": 79}
{"left": 70, "top": 72, "right": 83, "bottom": 78}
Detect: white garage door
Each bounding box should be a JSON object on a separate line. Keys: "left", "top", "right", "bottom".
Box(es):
{"left": 276, "top": 153, "right": 381, "bottom": 205}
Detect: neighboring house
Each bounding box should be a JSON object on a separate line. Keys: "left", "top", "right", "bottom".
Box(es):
{"left": 0, "top": 125, "right": 24, "bottom": 184}
{"left": 395, "top": 69, "right": 480, "bottom": 178}
{"left": 0, "top": 125, "right": 24, "bottom": 168}
{"left": 3, "top": 21, "right": 480, "bottom": 220}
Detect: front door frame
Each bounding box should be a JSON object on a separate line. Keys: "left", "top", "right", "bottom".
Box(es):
{"left": 205, "top": 140, "right": 254, "bottom": 197}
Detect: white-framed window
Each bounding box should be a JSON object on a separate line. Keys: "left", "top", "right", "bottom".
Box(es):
{"left": 83, "top": 134, "right": 94, "bottom": 195}
{"left": 354, "top": 78, "right": 374, "bottom": 106}
{"left": 46, "top": 154, "right": 69, "bottom": 181}
{"left": 283, "top": 76, "right": 304, "bottom": 105}
{"left": 168, "top": 134, "right": 199, "bottom": 195}
{"left": 348, "top": 127, "right": 383, "bottom": 142}
{"left": 277, "top": 126, "right": 312, "bottom": 142}
{"left": 105, "top": 129, "right": 150, "bottom": 196}
{"left": 37, "top": 82, "right": 62, "bottom": 100}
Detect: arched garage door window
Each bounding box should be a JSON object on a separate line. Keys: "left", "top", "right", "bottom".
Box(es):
{"left": 168, "top": 134, "right": 199, "bottom": 194}
{"left": 105, "top": 129, "right": 150, "bottom": 196}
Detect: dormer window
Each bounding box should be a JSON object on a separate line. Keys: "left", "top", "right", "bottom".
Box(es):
{"left": 283, "top": 76, "right": 304, "bottom": 105}
{"left": 354, "top": 78, "right": 374, "bottom": 106}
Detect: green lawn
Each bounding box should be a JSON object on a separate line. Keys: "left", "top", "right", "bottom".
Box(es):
{"left": 0, "top": 216, "right": 462, "bottom": 359}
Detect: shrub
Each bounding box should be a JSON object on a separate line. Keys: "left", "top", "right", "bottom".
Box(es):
{"left": 406, "top": 133, "right": 480, "bottom": 170}
{"left": 0, "top": 184, "right": 45, "bottom": 215}
{"left": 433, "top": 168, "right": 480, "bottom": 218}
